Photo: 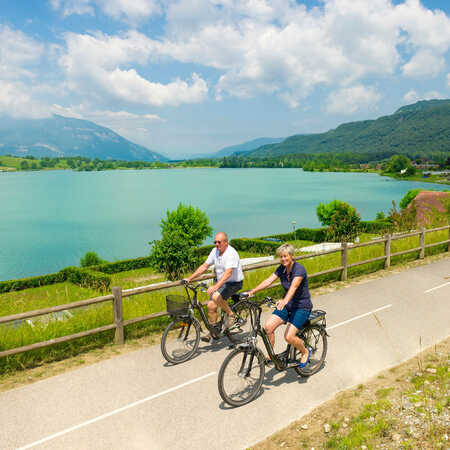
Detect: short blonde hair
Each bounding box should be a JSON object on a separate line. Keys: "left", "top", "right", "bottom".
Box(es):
{"left": 276, "top": 243, "right": 295, "bottom": 257}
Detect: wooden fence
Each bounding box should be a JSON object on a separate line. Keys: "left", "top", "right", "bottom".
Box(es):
{"left": 1, "top": 225, "right": 449, "bottom": 359}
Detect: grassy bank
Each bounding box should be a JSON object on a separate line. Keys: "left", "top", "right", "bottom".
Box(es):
{"left": 251, "top": 337, "right": 449, "bottom": 450}
{"left": 0, "top": 230, "right": 448, "bottom": 375}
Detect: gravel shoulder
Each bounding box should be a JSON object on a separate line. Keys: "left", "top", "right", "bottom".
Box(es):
{"left": 251, "top": 337, "right": 449, "bottom": 450}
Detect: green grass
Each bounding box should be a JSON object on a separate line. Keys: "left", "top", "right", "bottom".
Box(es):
{"left": 0, "top": 228, "right": 448, "bottom": 374}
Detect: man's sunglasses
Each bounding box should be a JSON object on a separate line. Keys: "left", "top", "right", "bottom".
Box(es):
{"left": 214, "top": 240, "right": 223, "bottom": 244}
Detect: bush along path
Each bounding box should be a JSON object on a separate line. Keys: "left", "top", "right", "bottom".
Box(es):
{"left": 251, "top": 337, "right": 449, "bottom": 450}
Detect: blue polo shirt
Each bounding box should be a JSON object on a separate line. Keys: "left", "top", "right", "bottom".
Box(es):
{"left": 275, "top": 261, "right": 312, "bottom": 311}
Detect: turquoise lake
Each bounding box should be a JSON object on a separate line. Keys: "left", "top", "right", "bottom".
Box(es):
{"left": 0, "top": 168, "right": 446, "bottom": 281}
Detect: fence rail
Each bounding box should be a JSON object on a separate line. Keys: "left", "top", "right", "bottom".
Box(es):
{"left": 1, "top": 225, "right": 449, "bottom": 359}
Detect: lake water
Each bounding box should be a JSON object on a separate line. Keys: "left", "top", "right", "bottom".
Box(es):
{"left": 0, "top": 168, "right": 446, "bottom": 281}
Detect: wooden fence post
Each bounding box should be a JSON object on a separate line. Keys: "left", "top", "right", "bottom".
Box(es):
{"left": 112, "top": 286, "right": 124, "bottom": 345}
{"left": 384, "top": 234, "right": 391, "bottom": 269}
{"left": 419, "top": 227, "right": 425, "bottom": 259}
{"left": 341, "top": 242, "right": 348, "bottom": 281}
{"left": 448, "top": 226, "right": 450, "bottom": 253}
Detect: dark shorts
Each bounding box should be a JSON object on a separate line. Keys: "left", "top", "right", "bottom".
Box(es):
{"left": 216, "top": 281, "right": 243, "bottom": 300}
{"left": 273, "top": 307, "right": 311, "bottom": 330}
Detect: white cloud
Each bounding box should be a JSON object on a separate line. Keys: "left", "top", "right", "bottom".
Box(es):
{"left": 51, "top": 0, "right": 160, "bottom": 23}
{"left": 59, "top": 31, "right": 208, "bottom": 107}
{"left": 403, "top": 89, "right": 443, "bottom": 103}
{"left": 402, "top": 49, "right": 446, "bottom": 78}
{"left": 0, "top": 26, "right": 44, "bottom": 80}
{"left": 327, "top": 85, "right": 381, "bottom": 114}
{"left": 143, "top": 0, "right": 450, "bottom": 107}
{"left": 0, "top": 81, "right": 51, "bottom": 118}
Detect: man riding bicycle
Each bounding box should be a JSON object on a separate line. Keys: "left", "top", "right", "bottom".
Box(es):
{"left": 184, "top": 232, "right": 243, "bottom": 342}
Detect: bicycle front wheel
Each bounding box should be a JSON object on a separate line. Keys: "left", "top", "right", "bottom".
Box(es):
{"left": 160, "top": 317, "right": 201, "bottom": 364}
{"left": 294, "top": 324, "right": 327, "bottom": 376}
{"left": 218, "top": 347, "right": 265, "bottom": 407}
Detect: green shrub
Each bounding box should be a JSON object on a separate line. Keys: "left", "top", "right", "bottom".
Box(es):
{"left": 60, "top": 267, "right": 111, "bottom": 291}
{"left": 317, "top": 200, "right": 351, "bottom": 226}
{"left": 94, "top": 256, "right": 153, "bottom": 274}
{"left": 360, "top": 220, "right": 393, "bottom": 234}
{"left": 0, "top": 271, "right": 66, "bottom": 294}
{"left": 326, "top": 202, "right": 362, "bottom": 242}
{"left": 399, "top": 189, "right": 422, "bottom": 209}
{"left": 149, "top": 204, "right": 212, "bottom": 280}
{"left": 265, "top": 227, "right": 327, "bottom": 242}
{"left": 230, "top": 238, "right": 280, "bottom": 255}
{"left": 80, "top": 251, "right": 105, "bottom": 267}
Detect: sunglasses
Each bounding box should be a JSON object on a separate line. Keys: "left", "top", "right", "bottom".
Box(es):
{"left": 214, "top": 240, "right": 223, "bottom": 244}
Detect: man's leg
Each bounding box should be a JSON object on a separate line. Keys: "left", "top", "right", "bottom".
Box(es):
{"left": 206, "top": 299, "right": 219, "bottom": 324}
{"left": 211, "top": 291, "right": 233, "bottom": 317}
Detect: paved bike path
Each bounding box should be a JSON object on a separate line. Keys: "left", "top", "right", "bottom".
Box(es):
{"left": 0, "top": 258, "right": 449, "bottom": 450}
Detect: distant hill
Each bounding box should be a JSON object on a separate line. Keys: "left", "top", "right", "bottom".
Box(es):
{"left": 213, "top": 137, "right": 285, "bottom": 158}
{"left": 0, "top": 115, "right": 168, "bottom": 161}
{"left": 246, "top": 99, "right": 450, "bottom": 158}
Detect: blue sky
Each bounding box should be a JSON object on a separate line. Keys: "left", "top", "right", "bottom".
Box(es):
{"left": 1, "top": 0, "right": 449, "bottom": 157}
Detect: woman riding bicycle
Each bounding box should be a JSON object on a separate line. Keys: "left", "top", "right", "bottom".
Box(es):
{"left": 248, "top": 243, "right": 312, "bottom": 368}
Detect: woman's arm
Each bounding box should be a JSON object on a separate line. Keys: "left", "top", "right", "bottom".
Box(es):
{"left": 248, "top": 273, "right": 278, "bottom": 297}
{"left": 276, "top": 276, "right": 302, "bottom": 310}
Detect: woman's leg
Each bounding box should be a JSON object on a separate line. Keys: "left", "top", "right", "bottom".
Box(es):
{"left": 284, "top": 309, "right": 311, "bottom": 362}
{"left": 264, "top": 314, "right": 285, "bottom": 351}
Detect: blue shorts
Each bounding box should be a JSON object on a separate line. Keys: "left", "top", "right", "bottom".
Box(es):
{"left": 273, "top": 307, "right": 311, "bottom": 330}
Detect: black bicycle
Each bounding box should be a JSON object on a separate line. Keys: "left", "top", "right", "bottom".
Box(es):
{"left": 218, "top": 295, "right": 328, "bottom": 407}
{"left": 160, "top": 281, "right": 253, "bottom": 364}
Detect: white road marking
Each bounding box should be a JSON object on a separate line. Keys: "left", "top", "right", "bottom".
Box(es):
{"left": 17, "top": 372, "right": 216, "bottom": 450}
{"left": 424, "top": 281, "right": 450, "bottom": 294}
{"left": 326, "top": 304, "right": 392, "bottom": 331}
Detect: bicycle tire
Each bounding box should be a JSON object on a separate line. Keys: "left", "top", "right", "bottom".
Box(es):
{"left": 228, "top": 300, "right": 253, "bottom": 343}
{"left": 294, "top": 324, "right": 327, "bottom": 376}
{"left": 160, "top": 317, "right": 201, "bottom": 364}
{"left": 218, "top": 346, "right": 265, "bottom": 407}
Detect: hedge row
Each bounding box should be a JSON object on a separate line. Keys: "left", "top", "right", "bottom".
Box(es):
{"left": 0, "top": 271, "right": 66, "bottom": 294}
{"left": 264, "top": 227, "right": 328, "bottom": 243}
{"left": 93, "top": 256, "right": 152, "bottom": 274}
{"left": 360, "top": 220, "right": 393, "bottom": 233}
{"left": 1, "top": 267, "right": 111, "bottom": 294}
{"left": 60, "top": 267, "right": 111, "bottom": 292}
{"left": 230, "top": 238, "right": 280, "bottom": 255}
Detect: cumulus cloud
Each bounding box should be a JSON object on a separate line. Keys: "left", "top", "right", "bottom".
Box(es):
{"left": 51, "top": 0, "right": 160, "bottom": 23}
{"left": 327, "top": 85, "right": 382, "bottom": 114}
{"left": 141, "top": 0, "right": 450, "bottom": 107}
{"left": 403, "top": 89, "right": 443, "bottom": 103}
{"left": 59, "top": 31, "right": 208, "bottom": 107}
{"left": 0, "top": 26, "right": 44, "bottom": 80}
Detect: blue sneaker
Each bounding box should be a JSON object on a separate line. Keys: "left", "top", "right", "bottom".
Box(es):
{"left": 298, "top": 347, "right": 311, "bottom": 368}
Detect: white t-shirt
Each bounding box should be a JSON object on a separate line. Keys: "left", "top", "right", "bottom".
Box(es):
{"left": 206, "top": 245, "right": 244, "bottom": 282}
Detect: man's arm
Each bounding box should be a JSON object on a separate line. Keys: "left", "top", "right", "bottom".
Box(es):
{"left": 207, "top": 268, "right": 232, "bottom": 296}
{"left": 185, "top": 262, "right": 210, "bottom": 283}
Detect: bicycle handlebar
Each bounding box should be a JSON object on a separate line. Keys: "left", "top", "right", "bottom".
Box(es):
{"left": 182, "top": 280, "right": 207, "bottom": 292}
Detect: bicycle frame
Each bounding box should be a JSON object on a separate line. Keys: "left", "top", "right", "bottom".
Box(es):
{"left": 243, "top": 299, "right": 312, "bottom": 372}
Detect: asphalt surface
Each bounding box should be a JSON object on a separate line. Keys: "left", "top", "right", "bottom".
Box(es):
{"left": 0, "top": 258, "right": 449, "bottom": 450}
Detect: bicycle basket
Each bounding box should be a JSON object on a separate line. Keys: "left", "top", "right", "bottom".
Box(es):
{"left": 309, "top": 309, "right": 326, "bottom": 327}
{"left": 166, "top": 295, "right": 190, "bottom": 316}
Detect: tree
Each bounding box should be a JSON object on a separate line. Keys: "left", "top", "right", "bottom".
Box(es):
{"left": 159, "top": 203, "right": 212, "bottom": 247}
{"left": 317, "top": 200, "right": 353, "bottom": 226}
{"left": 326, "top": 202, "right": 361, "bottom": 242}
{"left": 149, "top": 204, "right": 212, "bottom": 280}
{"left": 386, "top": 154, "right": 411, "bottom": 173}
{"left": 80, "top": 251, "right": 105, "bottom": 267}
{"left": 20, "top": 160, "right": 29, "bottom": 170}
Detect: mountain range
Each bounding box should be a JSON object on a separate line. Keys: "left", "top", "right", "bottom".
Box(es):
{"left": 244, "top": 99, "right": 450, "bottom": 158}
{"left": 0, "top": 115, "right": 168, "bottom": 162}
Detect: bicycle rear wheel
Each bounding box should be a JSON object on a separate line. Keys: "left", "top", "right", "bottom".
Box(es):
{"left": 218, "top": 347, "right": 265, "bottom": 407}
{"left": 160, "top": 317, "right": 201, "bottom": 364}
{"left": 228, "top": 300, "right": 253, "bottom": 343}
{"left": 294, "top": 324, "right": 327, "bottom": 376}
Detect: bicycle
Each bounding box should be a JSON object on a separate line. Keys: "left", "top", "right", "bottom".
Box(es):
{"left": 160, "top": 281, "right": 253, "bottom": 364}
{"left": 218, "top": 295, "right": 328, "bottom": 407}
